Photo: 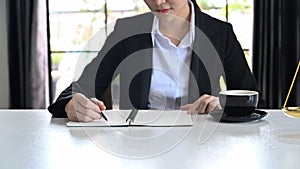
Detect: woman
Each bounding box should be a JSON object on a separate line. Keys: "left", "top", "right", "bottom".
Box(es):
{"left": 48, "top": 0, "right": 264, "bottom": 122}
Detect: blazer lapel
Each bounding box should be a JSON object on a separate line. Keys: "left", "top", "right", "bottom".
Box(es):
{"left": 188, "top": 8, "right": 224, "bottom": 103}
{"left": 127, "top": 35, "right": 153, "bottom": 109}
{"left": 188, "top": 8, "right": 215, "bottom": 103}
{"left": 119, "top": 14, "right": 154, "bottom": 109}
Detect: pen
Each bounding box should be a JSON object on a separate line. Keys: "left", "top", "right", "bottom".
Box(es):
{"left": 126, "top": 107, "right": 138, "bottom": 122}
{"left": 89, "top": 98, "right": 108, "bottom": 121}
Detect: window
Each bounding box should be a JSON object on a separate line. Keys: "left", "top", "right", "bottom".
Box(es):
{"left": 48, "top": 0, "right": 149, "bottom": 102}
{"left": 48, "top": 0, "right": 253, "bottom": 103}
{"left": 197, "top": 0, "right": 254, "bottom": 67}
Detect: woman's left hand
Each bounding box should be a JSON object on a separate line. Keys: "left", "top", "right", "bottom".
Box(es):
{"left": 181, "top": 94, "right": 221, "bottom": 114}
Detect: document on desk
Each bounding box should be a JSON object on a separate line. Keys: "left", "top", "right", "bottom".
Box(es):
{"left": 66, "top": 109, "right": 193, "bottom": 127}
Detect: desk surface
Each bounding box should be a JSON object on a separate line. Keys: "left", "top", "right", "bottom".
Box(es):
{"left": 0, "top": 109, "right": 300, "bottom": 169}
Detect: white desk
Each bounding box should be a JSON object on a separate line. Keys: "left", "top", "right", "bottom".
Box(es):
{"left": 0, "top": 109, "right": 300, "bottom": 169}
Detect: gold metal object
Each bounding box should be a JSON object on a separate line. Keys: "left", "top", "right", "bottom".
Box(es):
{"left": 282, "top": 107, "right": 300, "bottom": 118}
{"left": 282, "top": 61, "right": 300, "bottom": 118}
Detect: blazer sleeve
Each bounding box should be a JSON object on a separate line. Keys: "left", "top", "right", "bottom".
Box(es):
{"left": 48, "top": 19, "right": 125, "bottom": 117}
{"left": 222, "top": 24, "right": 266, "bottom": 108}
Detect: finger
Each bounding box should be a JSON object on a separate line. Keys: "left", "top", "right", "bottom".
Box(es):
{"left": 180, "top": 104, "right": 192, "bottom": 110}
{"left": 99, "top": 102, "right": 106, "bottom": 111}
{"left": 198, "top": 95, "right": 217, "bottom": 113}
{"left": 206, "top": 98, "right": 220, "bottom": 112}
{"left": 90, "top": 98, "right": 106, "bottom": 111}
{"left": 198, "top": 95, "right": 211, "bottom": 109}
{"left": 75, "top": 112, "right": 94, "bottom": 122}
{"left": 199, "top": 98, "right": 213, "bottom": 113}
{"left": 65, "top": 99, "right": 78, "bottom": 121}
{"left": 180, "top": 104, "right": 195, "bottom": 114}
{"left": 74, "top": 94, "right": 101, "bottom": 112}
{"left": 74, "top": 100, "right": 101, "bottom": 119}
{"left": 186, "top": 102, "right": 200, "bottom": 114}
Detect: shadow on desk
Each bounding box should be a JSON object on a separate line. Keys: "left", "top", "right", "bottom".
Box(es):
{"left": 273, "top": 129, "right": 300, "bottom": 145}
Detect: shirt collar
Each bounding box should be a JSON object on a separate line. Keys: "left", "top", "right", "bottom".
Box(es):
{"left": 151, "top": 0, "right": 195, "bottom": 47}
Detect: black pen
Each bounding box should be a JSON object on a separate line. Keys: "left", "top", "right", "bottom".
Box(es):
{"left": 89, "top": 98, "right": 108, "bottom": 121}
{"left": 126, "top": 107, "right": 138, "bottom": 123}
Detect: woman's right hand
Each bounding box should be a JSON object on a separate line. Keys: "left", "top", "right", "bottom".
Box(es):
{"left": 65, "top": 93, "right": 106, "bottom": 122}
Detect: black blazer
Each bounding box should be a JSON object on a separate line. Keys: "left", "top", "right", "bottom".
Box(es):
{"left": 48, "top": 7, "right": 264, "bottom": 117}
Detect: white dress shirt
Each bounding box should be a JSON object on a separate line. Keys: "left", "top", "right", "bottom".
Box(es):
{"left": 149, "top": 0, "right": 195, "bottom": 109}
